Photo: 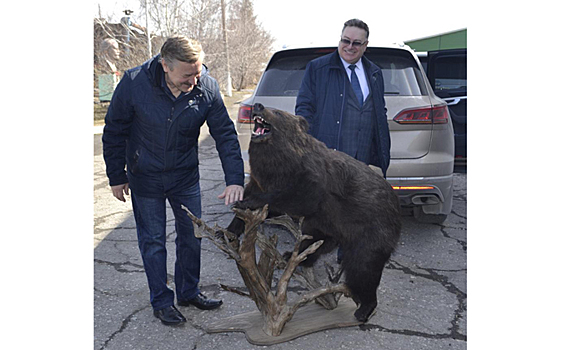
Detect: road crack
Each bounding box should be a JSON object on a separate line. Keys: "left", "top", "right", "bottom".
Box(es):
{"left": 386, "top": 260, "right": 467, "bottom": 341}
{"left": 98, "top": 305, "right": 150, "bottom": 350}
{"left": 358, "top": 323, "right": 466, "bottom": 341}
{"left": 95, "top": 259, "right": 145, "bottom": 273}
{"left": 439, "top": 225, "right": 467, "bottom": 252}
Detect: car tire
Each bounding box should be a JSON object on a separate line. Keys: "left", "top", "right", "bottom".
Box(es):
{"left": 413, "top": 207, "right": 448, "bottom": 224}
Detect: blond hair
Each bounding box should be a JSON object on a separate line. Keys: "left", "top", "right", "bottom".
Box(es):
{"left": 160, "top": 36, "right": 204, "bottom": 66}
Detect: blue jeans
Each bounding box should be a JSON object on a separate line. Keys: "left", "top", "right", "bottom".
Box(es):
{"left": 131, "top": 183, "right": 202, "bottom": 311}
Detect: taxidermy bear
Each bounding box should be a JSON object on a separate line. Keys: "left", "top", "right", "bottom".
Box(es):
{"left": 227, "top": 103, "right": 402, "bottom": 323}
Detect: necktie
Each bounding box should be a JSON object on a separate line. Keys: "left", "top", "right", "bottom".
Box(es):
{"left": 349, "top": 64, "right": 364, "bottom": 107}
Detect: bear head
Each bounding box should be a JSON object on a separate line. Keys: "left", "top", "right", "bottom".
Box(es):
{"left": 250, "top": 103, "right": 310, "bottom": 146}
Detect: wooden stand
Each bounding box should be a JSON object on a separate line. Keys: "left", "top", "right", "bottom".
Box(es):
{"left": 182, "top": 205, "right": 355, "bottom": 343}
{"left": 206, "top": 298, "right": 362, "bottom": 346}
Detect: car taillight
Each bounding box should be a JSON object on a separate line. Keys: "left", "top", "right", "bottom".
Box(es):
{"left": 238, "top": 104, "right": 253, "bottom": 123}
{"left": 392, "top": 186, "right": 435, "bottom": 190}
{"left": 393, "top": 105, "right": 449, "bottom": 124}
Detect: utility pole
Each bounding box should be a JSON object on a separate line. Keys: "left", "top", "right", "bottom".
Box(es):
{"left": 221, "top": 0, "right": 232, "bottom": 97}
{"left": 121, "top": 10, "right": 133, "bottom": 57}
{"left": 145, "top": 0, "right": 151, "bottom": 58}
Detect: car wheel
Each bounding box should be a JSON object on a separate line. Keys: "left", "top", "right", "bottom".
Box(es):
{"left": 413, "top": 207, "right": 448, "bottom": 224}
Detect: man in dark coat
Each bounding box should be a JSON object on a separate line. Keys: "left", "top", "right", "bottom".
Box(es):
{"left": 295, "top": 18, "right": 391, "bottom": 176}
{"left": 102, "top": 36, "right": 244, "bottom": 326}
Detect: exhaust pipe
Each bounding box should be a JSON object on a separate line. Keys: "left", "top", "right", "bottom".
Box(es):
{"left": 411, "top": 195, "right": 440, "bottom": 206}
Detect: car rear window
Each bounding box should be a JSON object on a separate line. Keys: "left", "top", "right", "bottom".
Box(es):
{"left": 255, "top": 47, "right": 427, "bottom": 97}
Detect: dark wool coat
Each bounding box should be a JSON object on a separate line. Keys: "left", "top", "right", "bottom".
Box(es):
{"left": 295, "top": 50, "right": 391, "bottom": 176}
{"left": 102, "top": 54, "right": 244, "bottom": 198}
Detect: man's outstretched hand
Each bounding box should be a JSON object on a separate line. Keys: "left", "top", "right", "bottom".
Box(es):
{"left": 218, "top": 185, "right": 244, "bottom": 205}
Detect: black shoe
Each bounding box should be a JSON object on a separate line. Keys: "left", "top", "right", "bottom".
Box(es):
{"left": 178, "top": 293, "right": 223, "bottom": 310}
{"left": 153, "top": 305, "right": 186, "bottom": 325}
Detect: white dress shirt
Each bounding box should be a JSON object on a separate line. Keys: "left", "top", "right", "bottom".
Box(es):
{"left": 340, "top": 57, "right": 370, "bottom": 102}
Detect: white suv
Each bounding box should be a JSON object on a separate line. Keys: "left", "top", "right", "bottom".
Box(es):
{"left": 238, "top": 45, "right": 454, "bottom": 223}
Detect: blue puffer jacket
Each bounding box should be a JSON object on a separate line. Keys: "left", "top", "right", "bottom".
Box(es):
{"left": 295, "top": 50, "right": 391, "bottom": 176}
{"left": 102, "top": 54, "right": 244, "bottom": 198}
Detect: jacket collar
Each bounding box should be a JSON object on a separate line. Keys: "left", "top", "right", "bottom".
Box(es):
{"left": 361, "top": 55, "right": 380, "bottom": 76}
{"left": 141, "top": 54, "right": 162, "bottom": 87}
{"left": 329, "top": 50, "right": 344, "bottom": 69}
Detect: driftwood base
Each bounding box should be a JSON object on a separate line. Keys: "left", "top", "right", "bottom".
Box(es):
{"left": 206, "top": 299, "right": 363, "bottom": 345}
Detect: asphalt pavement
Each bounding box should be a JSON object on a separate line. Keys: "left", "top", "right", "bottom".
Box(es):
{"left": 93, "top": 98, "right": 467, "bottom": 350}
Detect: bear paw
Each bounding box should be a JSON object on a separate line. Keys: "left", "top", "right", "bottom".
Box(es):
{"left": 354, "top": 302, "right": 377, "bottom": 323}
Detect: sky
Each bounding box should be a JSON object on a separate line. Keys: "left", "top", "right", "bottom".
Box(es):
{"left": 93, "top": 0, "right": 468, "bottom": 50}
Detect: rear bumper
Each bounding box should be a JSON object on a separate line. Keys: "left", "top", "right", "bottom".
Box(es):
{"left": 386, "top": 174, "right": 454, "bottom": 215}
{"left": 386, "top": 127, "right": 455, "bottom": 215}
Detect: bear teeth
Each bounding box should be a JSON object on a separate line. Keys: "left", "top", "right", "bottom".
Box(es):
{"left": 253, "top": 115, "right": 267, "bottom": 124}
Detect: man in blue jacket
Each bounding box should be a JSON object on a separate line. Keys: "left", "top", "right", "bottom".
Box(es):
{"left": 295, "top": 18, "right": 391, "bottom": 177}
{"left": 102, "top": 36, "right": 244, "bottom": 326}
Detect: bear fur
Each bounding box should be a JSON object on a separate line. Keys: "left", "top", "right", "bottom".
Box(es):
{"left": 227, "top": 103, "right": 402, "bottom": 322}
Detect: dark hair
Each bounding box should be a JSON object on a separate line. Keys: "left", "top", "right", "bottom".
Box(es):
{"left": 342, "top": 19, "right": 369, "bottom": 39}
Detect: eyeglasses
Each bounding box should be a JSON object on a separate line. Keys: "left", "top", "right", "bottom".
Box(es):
{"left": 340, "top": 38, "right": 367, "bottom": 47}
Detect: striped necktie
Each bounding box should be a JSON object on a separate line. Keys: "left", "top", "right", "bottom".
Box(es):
{"left": 349, "top": 64, "right": 364, "bottom": 107}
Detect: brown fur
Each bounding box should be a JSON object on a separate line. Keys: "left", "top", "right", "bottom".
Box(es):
{"left": 227, "top": 104, "right": 401, "bottom": 322}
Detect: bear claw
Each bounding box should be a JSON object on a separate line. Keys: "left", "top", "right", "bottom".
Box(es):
{"left": 354, "top": 302, "right": 377, "bottom": 323}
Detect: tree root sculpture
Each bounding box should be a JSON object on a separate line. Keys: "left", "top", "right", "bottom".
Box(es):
{"left": 181, "top": 204, "right": 351, "bottom": 337}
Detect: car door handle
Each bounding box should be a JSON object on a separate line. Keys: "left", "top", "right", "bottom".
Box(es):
{"left": 444, "top": 96, "right": 467, "bottom": 106}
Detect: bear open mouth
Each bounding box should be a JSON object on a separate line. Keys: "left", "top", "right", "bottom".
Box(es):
{"left": 252, "top": 115, "right": 272, "bottom": 140}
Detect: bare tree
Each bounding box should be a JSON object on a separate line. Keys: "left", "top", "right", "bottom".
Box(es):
{"left": 95, "top": 0, "right": 274, "bottom": 98}
{"left": 182, "top": 0, "right": 222, "bottom": 40}
{"left": 141, "top": 0, "right": 187, "bottom": 37}
{"left": 227, "top": 0, "right": 274, "bottom": 90}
